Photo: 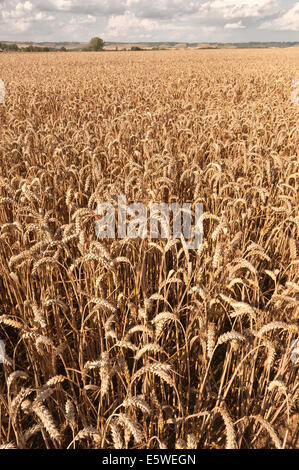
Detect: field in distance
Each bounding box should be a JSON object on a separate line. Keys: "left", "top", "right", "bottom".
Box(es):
{"left": 2, "top": 40, "right": 299, "bottom": 51}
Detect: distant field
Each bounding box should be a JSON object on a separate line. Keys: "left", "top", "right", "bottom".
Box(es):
{"left": 0, "top": 49, "right": 298, "bottom": 449}
{"left": 14, "top": 41, "right": 174, "bottom": 50}
{"left": 7, "top": 41, "right": 299, "bottom": 51}
{"left": 15, "top": 42, "right": 88, "bottom": 50}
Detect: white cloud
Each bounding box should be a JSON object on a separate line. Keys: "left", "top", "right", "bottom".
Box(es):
{"left": 259, "top": 2, "right": 299, "bottom": 30}
{"left": 0, "top": 1, "right": 54, "bottom": 34}
{"left": 224, "top": 21, "right": 246, "bottom": 29}
{"left": 69, "top": 14, "right": 96, "bottom": 25}
{"left": 35, "top": 11, "right": 55, "bottom": 21}
{"left": 108, "top": 10, "right": 159, "bottom": 32}
{"left": 201, "top": 25, "right": 219, "bottom": 34}
{"left": 123, "top": 0, "right": 200, "bottom": 19}
{"left": 51, "top": 0, "right": 127, "bottom": 15}
{"left": 16, "top": 1, "right": 33, "bottom": 12}
{"left": 54, "top": 0, "right": 73, "bottom": 11}
{"left": 199, "top": 0, "right": 279, "bottom": 19}
{"left": 0, "top": 0, "right": 298, "bottom": 43}
{"left": 107, "top": 10, "right": 180, "bottom": 39}
{"left": 2, "top": 1, "right": 33, "bottom": 19}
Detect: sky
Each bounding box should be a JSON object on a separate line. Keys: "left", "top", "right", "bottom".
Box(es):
{"left": 0, "top": 0, "right": 298, "bottom": 43}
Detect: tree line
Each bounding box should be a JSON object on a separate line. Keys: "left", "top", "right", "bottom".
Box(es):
{"left": 0, "top": 37, "right": 159, "bottom": 53}
{"left": 0, "top": 42, "right": 67, "bottom": 52}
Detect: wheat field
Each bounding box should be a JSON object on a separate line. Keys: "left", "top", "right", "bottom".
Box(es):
{"left": 0, "top": 49, "right": 298, "bottom": 449}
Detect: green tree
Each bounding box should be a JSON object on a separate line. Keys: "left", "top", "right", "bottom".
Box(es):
{"left": 7, "top": 43, "right": 19, "bottom": 51}
{"left": 88, "top": 37, "right": 104, "bottom": 51}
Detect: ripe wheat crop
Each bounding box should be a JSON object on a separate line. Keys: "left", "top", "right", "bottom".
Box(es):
{"left": 0, "top": 49, "right": 298, "bottom": 449}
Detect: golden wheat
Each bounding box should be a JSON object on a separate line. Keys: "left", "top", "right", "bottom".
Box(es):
{"left": 0, "top": 48, "right": 298, "bottom": 449}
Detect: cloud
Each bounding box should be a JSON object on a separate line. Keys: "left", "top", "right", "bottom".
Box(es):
{"left": 199, "top": 0, "right": 279, "bottom": 20}
{"left": 0, "top": 1, "right": 54, "bottom": 33}
{"left": 259, "top": 2, "right": 299, "bottom": 30}
{"left": 224, "top": 21, "right": 246, "bottom": 29}
{"left": 54, "top": 0, "right": 72, "bottom": 11}
{"left": 0, "top": 0, "right": 298, "bottom": 43}
{"left": 16, "top": 1, "right": 33, "bottom": 12}
{"left": 47, "top": 0, "right": 200, "bottom": 19}
{"left": 51, "top": 0, "right": 127, "bottom": 15}
{"left": 124, "top": 0, "right": 200, "bottom": 19}
{"left": 107, "top": 10, "right": 182, "bottom": 39}
{"left": 35, "top": 11, "right": 55, "bottom": 21}
{"left": 69, "top": 14, "right": 96, "bottom": 25}
{"left": 1, "top": 0, "right": 33, "bottom": 19}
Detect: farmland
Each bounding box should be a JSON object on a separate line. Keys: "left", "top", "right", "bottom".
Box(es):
{"left": 0, "top": 49, "right": 298, "bottom": 449}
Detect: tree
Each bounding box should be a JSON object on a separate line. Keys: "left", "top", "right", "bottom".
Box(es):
{"left": 6, "top": 43, "right": 19, "bottom": 51}
{"left": 88, "top": 37, "right": 104, "bottom": 51}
